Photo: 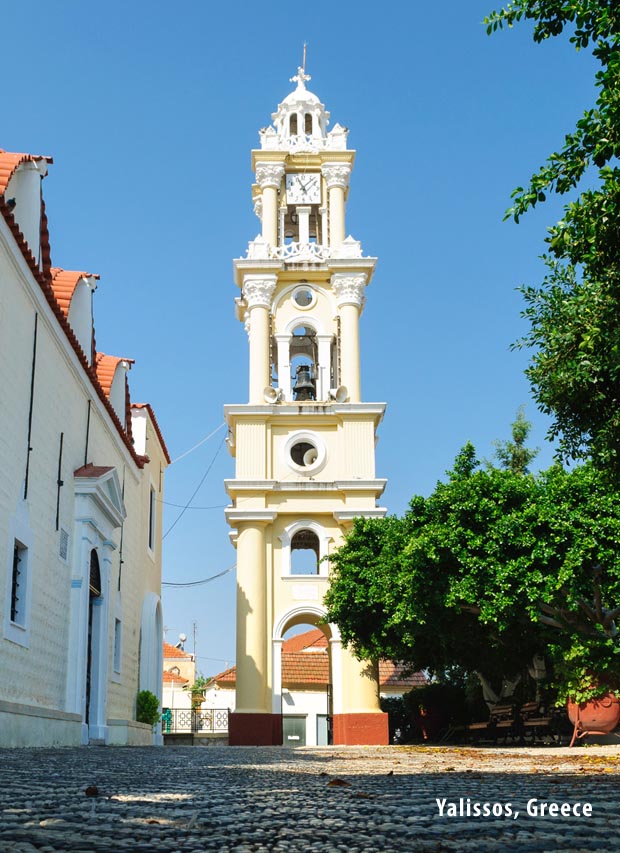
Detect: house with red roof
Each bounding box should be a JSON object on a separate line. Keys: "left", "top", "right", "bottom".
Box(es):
{"left": 162, "top": 641, "right": 196, "bottom": 710}
{"left": 202, "top": 628, "right": 426, "bottom": 746}
{"left": 0, "top": 146, "right": 169, "bottom": 746}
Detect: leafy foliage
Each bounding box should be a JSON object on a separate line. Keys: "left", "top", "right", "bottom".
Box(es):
{"left": 136, "top": 689, "right": 160, "bottom": 727}
{"left": 490, "top": 406, "right": 539, "bottom": 473}
{"left": 324, "top": 443, "right": 620, "bottom": 701}
{"left": 485, "top": 2, "right": 620, "bottom": 471}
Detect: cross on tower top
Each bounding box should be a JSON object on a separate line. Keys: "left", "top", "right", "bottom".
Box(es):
{"left": 290, "top": 44, "right": 310, "bottom": 88}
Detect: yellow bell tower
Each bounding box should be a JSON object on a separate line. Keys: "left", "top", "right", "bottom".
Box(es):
{"left": 225, "top": 66, "right": 389, "bottom": 746}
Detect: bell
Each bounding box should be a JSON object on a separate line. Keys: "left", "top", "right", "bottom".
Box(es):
{"left": 293, "top": 365, "right": 316, "bottom": 401}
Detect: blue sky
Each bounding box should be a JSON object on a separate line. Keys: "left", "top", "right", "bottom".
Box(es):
{"left": 3, "top": 1, "right": 597, "bottom": 675}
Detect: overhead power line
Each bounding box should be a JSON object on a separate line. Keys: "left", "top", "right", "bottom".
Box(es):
{"left": 162, "top": 564, "right": 236, "bottom": 588}
{"left": 170, "top": 422, "right": 226, "bottom": 465}
{"left": 163, "top": 436, "right": 226, "bottom": 540}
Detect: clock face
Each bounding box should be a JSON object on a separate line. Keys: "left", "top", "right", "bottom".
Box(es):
{"left": 286, "top": 173, "right": 321, "bottom": 204}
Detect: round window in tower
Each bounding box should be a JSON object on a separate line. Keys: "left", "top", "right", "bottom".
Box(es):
{"left": 292, "top": 285, "right": 316, "bottom": 310}
{"left": 283, "top": 431, "right": 326, "bottom": 476}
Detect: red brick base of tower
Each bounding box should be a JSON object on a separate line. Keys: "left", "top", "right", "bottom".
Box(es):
{"left": 332, "top": 712, "right": 389, "bottom": 745}
{"left": 228, "top": 712, "right": 283, "bottom": 746}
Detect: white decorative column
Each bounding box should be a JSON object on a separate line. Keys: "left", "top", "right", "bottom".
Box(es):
{"left": 255, "top": 163, "right": 285, "bottom": 247}
{"left": 332, "top": 273, "right": 366, "bottom": 402}
{"left": 275, "top": 333, "right": 292, "bottom": 400}
{"left": 235, "top": 521, "right": 268, "bottom": 713}
{"left": 322, "top": 163, "right": 351, "bottom": 249}
{"left": 317, "top": 334, "right": 332, "bottom": 401}
{"left": 296, "top": 205, "right": 311, "bottom": 244}
{"left": 243, "top": 275, "right": 277, "bottom": 404}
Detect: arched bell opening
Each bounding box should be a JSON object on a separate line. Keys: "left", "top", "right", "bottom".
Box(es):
{"left": 290, "top": 529, "right": 320, "bottom": 575}
{"left": 290, "top": 114, "right": 298, "bottom": 135}
{"left": 290, "top": 325, "right": 317, "bottom": 401}
{"left": 304, "top": 112, "right": 313, "bottom": 134}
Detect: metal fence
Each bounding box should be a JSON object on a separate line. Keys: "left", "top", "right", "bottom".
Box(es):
{"left": 161, "top": 707, "right": 229, "bottom": 734}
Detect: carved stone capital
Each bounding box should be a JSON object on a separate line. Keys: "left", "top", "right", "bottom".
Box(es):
{"left": 322, "top": 163, "right": 351, "bottom": 190}
{"left": 243, "top": 274, "right": 277, "bottom": 310}
{"left": 331, "top": 273, "right": 366, "bottom": 308}
{"left": 255, "top": 162, "right": 285, "bottom": 189}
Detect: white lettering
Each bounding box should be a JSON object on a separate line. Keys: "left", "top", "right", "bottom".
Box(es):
{"left": 436, "top": 798, "right": 446, "bottom": 816}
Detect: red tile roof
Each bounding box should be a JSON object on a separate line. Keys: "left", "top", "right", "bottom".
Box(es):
{"left": 95, "top": 353, "right": 134, "bottom": 397}
{"left": 0, "top": 149, "right": 52, "bottom": 195}
{"left": 163, "top": 670, "right": 189, "bottom": 686}
{"left": 211, "top": 665, "right": 236, "bottom": 685}
{"left": 0, "top": 146, "right": 167, "bottom": 472}
{"left": 50, "top": 267, "right": 99, "bottom": 318}
{"left": 283, "top": 628, "right": 327, "bottom": 653}
{"left": 131, "top": 403, "right": 171, "bottom": 464}
{"left": 74, "top": 464, "right": 114, "bottom": 479}
{"left": 209, "top": 629, "right": 427, "bottom": 691}
{"left": 283, "top": 651, "right": 329, "bottom": 685}
{"left": 379, "top": 660, "right": 426, "bottom": 689}
{"left": 163, "top": 642, "right": 193, "bottom": 660}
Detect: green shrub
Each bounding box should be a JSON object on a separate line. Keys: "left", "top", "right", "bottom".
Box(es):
{"left": 136, "top": 690, "right": 160, "bottom": 726}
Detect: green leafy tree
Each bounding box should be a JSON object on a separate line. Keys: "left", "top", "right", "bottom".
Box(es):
{"left": 485, "top": 2, "right": 620, "bottom": 472}
{"left": 490, "top": 406, "right": 539, "bottom": 474}
{"left": 324, "top": 445, "right": 620, "bottom": 700}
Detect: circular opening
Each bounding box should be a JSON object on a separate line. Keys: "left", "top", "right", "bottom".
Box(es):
{"left": 292, "top": 286, "right": 316, "bottom": 309}
{"left": 284, "top": 431, "right": 326, "bottom": 476}
{"left": 290, "top": 441, "right": 317, "bottom": 467}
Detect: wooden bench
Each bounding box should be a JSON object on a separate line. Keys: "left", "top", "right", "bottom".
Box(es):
{"left": 519, "top": 701, "right": 561, "bottom": 745}
{"left": 466, "top": 704, "right": 518, "bottom": 744}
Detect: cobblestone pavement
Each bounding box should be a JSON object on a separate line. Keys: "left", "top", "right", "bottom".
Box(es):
{"left": 1, "top": 744, "right": 620, "bottom": 852}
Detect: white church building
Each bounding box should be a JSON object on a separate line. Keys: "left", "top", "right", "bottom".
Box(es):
{"left": 0, "top": 146, "right": 169, "bottom": 746}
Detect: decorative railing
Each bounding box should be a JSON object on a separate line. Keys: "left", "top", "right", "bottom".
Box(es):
{"left": 271, "top": 242, "right": 332, "bottom": 262}
{"left": 161, "top": 707, "right": 229, "bottom": 734}
{"left": 245, "top": 237, "right": 363, "bottom": 263}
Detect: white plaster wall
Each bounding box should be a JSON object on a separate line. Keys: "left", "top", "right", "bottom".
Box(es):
{"left": 283, "top": 687, "right": 331, "bottom": 747}
{"left": 67, "top": 280, "right": 93, "bottom": 362}
{"left": 0, "top": 220, "right": 166, "bottom": 746}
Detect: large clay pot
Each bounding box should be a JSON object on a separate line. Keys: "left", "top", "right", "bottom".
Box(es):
{"left": 567, "top": 692, "right": 620, "bottom": 746}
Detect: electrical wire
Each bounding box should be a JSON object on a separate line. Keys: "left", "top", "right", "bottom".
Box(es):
{"left": 170, "top": 422, "right": 226, "bottom": 465}
{"left": 158, "top": 500, "right": 227, "bottom": 510}
{"left": 163, "top": 436, "right": 226, "bottom": 540}
{"left": 162, "top": 564, "right": 235, "bottom": 588}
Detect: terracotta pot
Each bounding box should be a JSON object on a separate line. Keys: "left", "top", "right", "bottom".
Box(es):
{"left": 567, "top": 692, "right": 620, "bottom": 745}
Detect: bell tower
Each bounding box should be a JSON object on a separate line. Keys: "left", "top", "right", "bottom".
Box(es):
{"left": 225, "top": 66, "right": 389, "bottom": 746}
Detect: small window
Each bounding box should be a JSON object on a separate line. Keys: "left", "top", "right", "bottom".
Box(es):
{"left": 291, "top": 530, "right": 320, "bottom": 575}
{"left": 305, "top": 113, "right": 313, "bottom": 134}
{"left": 148, "top": 486, "right": 156, "bottom": 551}
{"left": 59, "top": 528, "right": 69, "bottom": 562}
{"left": 10, "top": 541, "right": 27, "bottom": 625}
{"left": 292, "top": 286, "right": 314, "bottom": 308}
{"left": 290, "top": 114, "right": 298, "bottom": 135}
{"left": 113, "top": 619, "right": 122, "bottom": 674}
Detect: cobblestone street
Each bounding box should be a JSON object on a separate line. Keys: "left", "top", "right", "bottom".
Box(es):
{"left": 1, "top": 745, "right": 619, "bottom": 852}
